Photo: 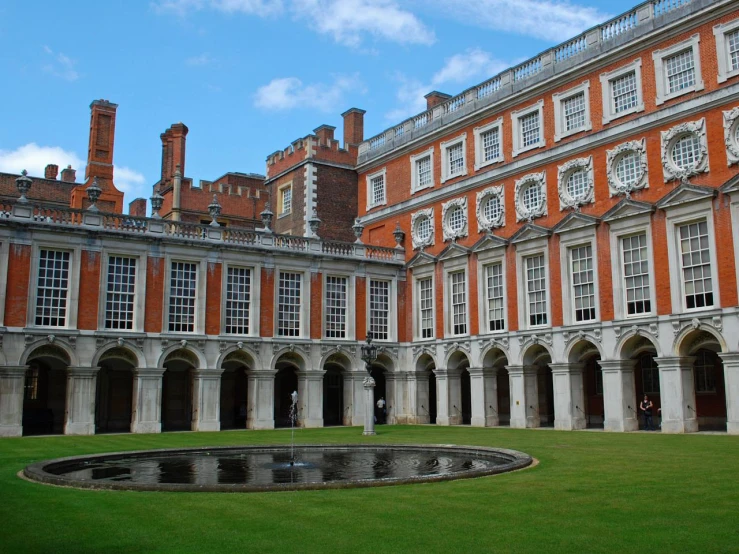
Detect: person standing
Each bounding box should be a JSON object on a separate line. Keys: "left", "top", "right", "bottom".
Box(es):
{"left": 376, "top": 397, "right": 386, "bottom": 424}
{"left": 639, "top": 394, "right": 654, "bottom": 431}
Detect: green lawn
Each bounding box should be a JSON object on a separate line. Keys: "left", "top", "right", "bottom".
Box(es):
{"left": 1, "top": 426, "right": 738, "bottom": 553}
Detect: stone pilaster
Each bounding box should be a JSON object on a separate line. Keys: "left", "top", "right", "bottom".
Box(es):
{"left": 346, "top": 371, "right": 366, "bottom": 426}
{"left": 469, "top": 367, "right": 498, "bottom": 427}
{"left": 296, "top": 370, "right": 325, "bottom": 428}
{"left": 718, "top": 352, "right": 739, "bottom": 434}
{"left": 433, "top": 369, "right": 452, "bottom": 425}
{"left": 599, "top": 360, "right": 638, "bottom": 432}
{"left": 0, "top": 366, "right": 26, "bottom": 437}
{"left": 408, "top": 371, "right": 432, "bottom": 424}
{"left": 131, "top": 368, "right": 165, "bottom": 434}
{"left": 655, "top": 356, "right": 698, "bottom": 433}
{"left": 64, "top": 366, "right": 100, "bottom": 435}
{"left": 247, "top": 369, "right": 276, "bottom": 430}
{"left": 384, "top": 372, "right": 399, "bottom": 424}
{"left": 507, "top": 365, "right": 540, "bottom": 428}
{"left": 549, "top": 362, "right": 587, "bottom": 430}
{"left": 191, "top": 369, "right": 224, "bottom": 432}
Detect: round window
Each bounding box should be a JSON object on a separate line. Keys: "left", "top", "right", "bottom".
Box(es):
{"left": 670, "top": 133, "right": 701, "bottom": 170}
{"left": 415, "top": 215, "right": 432, "bottom": 242}
{"left": 447, "top": 205, "right": 465, "bottom": 232}
{"left": 483, "top": 195, "right": 502, "bottom": 225}
{"left": 615, "top": 150, "right": 642, "bottom": 188}
{"left": 566, "top": 170, "right": 589, "bottom": 201}
{"left": 522, "top": 182, "right": 542, "bottom": 213}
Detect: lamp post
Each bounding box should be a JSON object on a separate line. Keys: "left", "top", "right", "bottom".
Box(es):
{"left": 360, "top": 334, "right": 378, "bottom": 436}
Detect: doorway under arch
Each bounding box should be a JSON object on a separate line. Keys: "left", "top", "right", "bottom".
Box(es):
{"left": 95, "top": 354, "right": 134, "bottom": 434}
{"left": 22, "top": 345, "right": 70, "bottom": 435}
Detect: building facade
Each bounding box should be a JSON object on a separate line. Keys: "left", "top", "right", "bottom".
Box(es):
{"left": 2, "top": 0, "right": 739, "bottom": 437}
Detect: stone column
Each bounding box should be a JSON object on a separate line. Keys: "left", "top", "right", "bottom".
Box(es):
{"left": 345, "top": 371, "right": 365, "bottom": 426}
{"left": 434, "top": 369, "right": 451, "bottom": 425}
{"left": 599, "top": 360, "right": 638, "bottom": 432}
{"left": 0, "top": 366, "right": 26, "bottom": 437}
{"left": 64, "top": 366, "right": 100, "bottom": 435}
{"left": 385, "top": 372, "right": 399, "bottom": 424}
{"left": 718, "top": 352, "right": 739, "bottom": 434}
{"left": 469, "top": 367, "right": 499, "bottom": 427}
{"left": 407, "top": 371, "right": 430, "bottom": 424}
{"left": 247, "top": 369, "right": 276, "bottom": 430}
{"left": 191, "top": 369, "right": 223, "bottom": 432}
{"left": 363, "top": 375, "right": 376, "bottom": 435}
{"left": 655, "top": 356, "right": 698, "bottom": 433}
{"left": 296, "top": 370, "right": 325, "bottom": 428}
{"left": 549, "top": 362, "right": 587, "bottom": 430}
{"left": 131, "top": 368, "right": 165, "bottom": 434}
{"left": 448, "top": 369, "right": 463, "bottom": 425}
{"left": 507, "top": 365, "right": 540, "bottom": 428}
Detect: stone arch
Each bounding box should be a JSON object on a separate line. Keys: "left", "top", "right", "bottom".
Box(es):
{"left": 92, "top": 340, "right": 146, "bottom": 369}
{"left": 481, "top": 345, "right": 510, "bottom": 369}
{"left": 219, "top": 348, "right": 255, "bottom": 431}
{"left": 20, "top": 340, "right": 77, "bottom": 367}
{"left": 616, "top": 330, "right": 660, "bottom": 360}
{"left": 521, "top": 343, "right": 554, "bottom": 367}
{"left": 445, "top": 349, "right": 471, "bottom": 370}
{"left": 673, "top": 324, "right": 727, "bottom": 356}
{"left": 319, "top": 348, "right": 353, "bottom": 371}
{"left": 566, "top": 338, "right": 604, "bottom": 364}
{"left": 415, "top": 352, "right": 437, "bottom": 372}
{"left": 482, "top": 345, "right": 511, "bottom": 427}
{"left": 217, "top": 345, "right": 258, "bottom": 370}
{"left": 374, "top": 350, "right": 396, "bottom": 372}
{"left": 158, "top": 345, "right": 204, "bottom": 369}
{"left": 322, "top": 351, "right": 352, "bottom": 427}
{"left": 21, "top": 341, "right": 74, "bottom": 435}
{"left": 414, "top": 352, "right": 437, "bottom": 424}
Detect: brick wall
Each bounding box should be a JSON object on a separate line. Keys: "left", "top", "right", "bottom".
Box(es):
{"left": 77, "top": 250, "right": 101, "bottom": 330}
{"left": 144, "top": 257, "right": 164, "bottom": 333}
{"left": 4, "top": 244, "right": 31, "bottom": 327}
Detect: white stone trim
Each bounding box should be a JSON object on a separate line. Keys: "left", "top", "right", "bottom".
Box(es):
{"left": 274, "top": 266, "right": 311, "bottom": 339}
{"left": 514, "top": 171, "right": 548, "bottom": 222}
{"left": 304, "top": 163, "right": 318, "bottom": 237}
{"left": 0, "top": 239, "right": 8, "bottom": 327}
{"left": 652, "top": 34, "right": 704, "bottom": 106}
{"left": 220, "top": 261, "right": 261, "bottom": 338}
{"left": 473, "top": 117, "right": 504, "bottom": 170}
{"left": 511, "top": 99, "right": 545, "bottom": 157}
{"left": 442, "top": 255, "right": 469, "bottom": 339}
{"left": 27, "top": 242, "right": 82, "bottom": 330}
{"left": 606, "top": 138, "right": 649, "bottom": 197}
{"left": 277, "top": 181, "right": 292, "bottom": 218}
{"left": 557, "top": 156, "right": 594, "bottom": 211}
{"left": 723, "top": 106, "right": 739, "bottom": 166}
{"left": 163, "top": 255, "right": 207, "bottom": 335}
{"left": 410, "top": 147, "right": 435, "bottom": 194}
{"left": 441, "top": 196, "right": 468, "bottom": 242}
{"left": 553, "top": 81, "right": 592, "bottom": 142}
{"left": 97, "top": 249, "right": 148, "bottom": 334}
{"left": 440, "top": 133, "right": 468, "bottom": 183}
{"left": 410, "top": 207, "right": 435, "bottom": 250}
{"left": 660, "top": 117, "right": 709, "bottom": 183}
{"left": 714, "top": 18, "right": 739, "bottom": 84}
{"left": 475, "top": 186, "right": 505, "bottom": 231}
{"left": 476, "top": 249, "right": 507, "bottom": 336}
{"left": 321, "top": 272, "right": 355, "bottom": 341}
{"left": 411, "top": 264, "right": 436, "bottom": 341}
{"left": 600, "top": 58, "right": 644, "bottom": 125}
{"left": 558, "top": 229, "right": 600, "bottom": 326}
{"left": 366, "top": 167, "right": 387, "bottom": 210}
{"left": 515, "top": 238, "right": 551, "bottom": 331}
{"left": 726, "top": 189, "right": 739, "bottom": 302}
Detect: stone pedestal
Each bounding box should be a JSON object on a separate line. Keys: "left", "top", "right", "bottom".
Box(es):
{"left": 655, "top": 356, "right": 698, "bottom": 433}
{"left": 550, "top": 363, "right": 587, "bottom": 430}
{"left": 599, "top": 360, "right": 638, "bottom": 432}
{"left": 507, "top": 365, "right": 540, "bottom": 428}
{"left": 247, "top": 370, "right": 276, "bottom": 430}
{"left": 0, "top": 366, "right": 26, "bottom": 437}
{"left": 192, "top": 369, "right": 223, "bottom": 432}
{"left": 469, "top": 367, "right": 498, "bottom": 427}
{"left": 297, "top": 370, "right": 325, "bottom": 428}
{"left": 363, "top": 375, "right": 376, "bottom": 436}
{"left": 719, "top": 352, "right": 739, "bottom": 434}
{"left": 64, "top": 366, "right": 100, "bottom": 435}
{"left": 131, "top": 368, "right": 165, "bottom": 434}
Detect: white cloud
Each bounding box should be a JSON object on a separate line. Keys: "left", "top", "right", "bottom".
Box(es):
{"left": 254, "top": 74, "right": 364, "bottom": 112}
{"left": 186, "top": 53, "right": 215, "bottom": 66}
{"left": 0, "top": 143, "right": 84, "bottom": 178}
{"left": 42, "top": 46, "right": 79, "bottom": 82}
{"left": 114, "top": 166, "right": 148, "bottom": 198}
{"left": 154, "top": 0, "right": 283, "bottom": 17}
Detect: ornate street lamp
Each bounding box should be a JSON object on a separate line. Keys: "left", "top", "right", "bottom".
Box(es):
{"left": 360, "top": 334, "right": 378, "bottom": 436}
{"left": 86, "top": 177, "right": 102, "bottom": 212}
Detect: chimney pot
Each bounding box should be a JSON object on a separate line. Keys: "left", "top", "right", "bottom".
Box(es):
{"left": 341, "top": 108, "right": 366, "bottom": 147}
{"left": 60, "top": 166, "right": 76, "bottom": 183}
{"left": 424, "top": 91, "right": 451, "bottom": 110}
{"left": 44, "top": 164, "right": 59, "bottom": 180}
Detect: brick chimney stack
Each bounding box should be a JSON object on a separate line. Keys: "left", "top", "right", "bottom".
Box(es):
{"left": 342, "top": 108, "right": 366, "bottom": 148}
{"left": 60, "top": 165, "right": 76, "bottom": 183}
{"left": 424, "top": 91, "right": 451, "bottom": 110}
{"left": 85, "top": 99, "right": 118, "bottom": 182}
{"left": 45, "top": 164, "right": 59, "bottom": 180}
{"left": 160, "top": 123, "right": 189, "bottom": 185}
{"left": 314, "top": 125, "right": 335, "bottom": 146}
{"left": 129, "top": 198, "right": 147, "bottom": 217}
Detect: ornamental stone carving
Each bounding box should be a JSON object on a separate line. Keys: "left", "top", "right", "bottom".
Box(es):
{"left": 557, "top": 156, "right": 594, "bottom": 211}
{"left": 410, "top": 208, "right": 435, "bottom": 250}
{"left": 476, "top": 186, "right": 505, "bottom": 231}
{"left": 515, "top": 172, "right": 547, "bottom": 222}
{"left": 441, "top": 197, "right": 468, "bottom": 242}
{"left": 606, "top": 138, "right": 648, "bottom": 197}
{"left": 723, "top": 106, "right": 739, "bottom": 166}
{"left": 661, "top": 118, "right": 708, "bottom": 183}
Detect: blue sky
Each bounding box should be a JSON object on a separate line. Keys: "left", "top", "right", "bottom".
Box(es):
{"left": 0, "top": 0, "right": 639, "bottom": 210}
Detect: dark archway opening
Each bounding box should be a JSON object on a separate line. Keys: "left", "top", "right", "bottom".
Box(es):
{"left": 693, "top": 349, "right": 727, "bottom": 431}
{"left": 95, "top": 359, "right": 134, "bottom": 433}
{"left": 539, "top": 365, "right": 554, "bottom": 427}
{"left": 370, "top": 365, "right": 386, "bottom": 424}
{"left": 634, "top": 352, "right": 660, "bottom": 430}
{"left": 274, "top": 366, "right": 298, "bottom": 428}
{"left": 584, "top": 356, "right": 604, "bottom": 428}
{"left": 497, "top": 368, "right": 510, "bottom": 426}
{"left": 220, "top": 364, "right": 248, "bottom": 430}
{"left": 323, "top": 365, "right": 344, "bottom": 426}
{"left": 428, "top": 371, "right": 437, "bottom": 424}
{"left": 162, "top": 361, "right": 194, "bottom": 432}
{"left": 22, "top": 356, "right": 67, "bottom": 436}
{"left": 460, "top": 368, "right": 471, "bottom": 425}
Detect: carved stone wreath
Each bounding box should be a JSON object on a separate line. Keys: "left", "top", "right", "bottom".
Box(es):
{"left": 515, "top": 172, "right": 547, "bottom": 222}
{"left": 410, "top": 207, "right": 434, "bottom": 250}
{"left": 606, "top": 138, "right": 648, "bottom": 197}
{"left": 476, "top": 186, "right": 505, "bottom": 231}
{"left": 661, "top": 118, "right": 708, "bottom": 183}
{"left": 441, "top": 197, "right": 468, "bottom": 242}
{"left": 723, "top": 106, "right": 739, "bottom": 166}
{"left": 558, "top": 156, "right": 594, "bottom": 211}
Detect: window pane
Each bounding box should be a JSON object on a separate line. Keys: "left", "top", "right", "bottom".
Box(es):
{"left": 105, "top": 256, "right": 136, "bottom": 330}
{"left": 369, "top": 280, "right": 390, "bottom": 340}
{"left": 486, "top": 263, "right": 505, "bottom": 331}
{"left": 622, "top": 234, "right": 651, "bottom": 315}
{"left": 447, "top": 143, "right": 464, "bottom": 176}
{"left": 665, "top": 49, "right": 695, "bottom": 94}
{"left": 679, "top": 220, "right": 713, "bottom": 310}
{"left": 611, "top": 71, "right": 638, "bottom": 113}
{"left": 277, "top": 272, "right": 302, "bottom": 337}
{"left": 35, "top": 249, "right": 71, "bottom": 327}
{"left": 481, "top": 127, "right": 500, "bottom": 162}
{"left": 526, "top": 255, "right": 547, "bottom": 326}
{"left": 418, "top": 278, "right": 434, "bottom": 339}
{"left": 520, "top": 111, "right": 540, "bottom": 148}
{"left": 225, "top": 266, "right": 251, "bottom": 335}
{"left": 571, "top": 245, "right": 596, "bottom": 322}
{"left": 416, "top": 156, "right": 432, "bottom": 188}
{"left": 168, "top": 262, "right": 197, "bottom": 333}
{"left": 325, "top": 276, "right": 348, "bottom": 339}
{"left": 563, "top": 92, "right": 586, "bottom": 131}
{"left": 450, "top": 271, "right": 467, "bottom": 335}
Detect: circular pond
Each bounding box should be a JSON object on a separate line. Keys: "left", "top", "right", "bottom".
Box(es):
{"left": 23, "top": 444, "right": 532, "bottom": 492}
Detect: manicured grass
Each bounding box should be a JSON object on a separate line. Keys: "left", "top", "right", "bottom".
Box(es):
{"left": 1, "top": 426, "right": 738, "bottom": 553}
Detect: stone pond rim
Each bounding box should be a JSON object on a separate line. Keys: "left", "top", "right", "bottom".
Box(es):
{"left": 22, "top": 444, "right": 533, "bottom": 493}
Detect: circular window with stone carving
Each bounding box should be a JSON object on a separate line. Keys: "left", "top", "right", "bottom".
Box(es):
{"left": 414, "top": 213, "right": 432, "bottom": 243}
{"left": 565, "top": 169, "right": 589, "bottom": 203}
{"left": 446, "top": 204, "right": 465, "bottom": 234}
{"left": 670, "top": 132, "right": 702, "bottom": 172}
{"left": 614, "top": 150, "right": 643, "bottom": 189}
{"left": 521, "top": 181, "right": 542, "bottom": 213}
{"left": 482, "top": 195, "right": 502, "bottom": 226}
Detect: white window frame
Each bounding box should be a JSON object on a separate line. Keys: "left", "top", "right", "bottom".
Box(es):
{"left": 366, "top": 275, "right": 397, "bottom": 342}
{"left": 559, "top": 230, "right": 600, "bottom": 326}
{"left": 410, "top": 147, "right": 435, "bottom": 194}
{"left": 0, "top": 240, "right": 9, "bottom": 327}
{"left": 511, "top": 99, "right": 545, "bottom": 157}
{"left": 553, "top": 81, "right": 591, "bottom": 142}
{"left": 600, "top": 58, "right": 645, "bottom": 124}
{"left": 366, "top": 168, "right": 387, "bottom": 210}
{"left": 412, "top": 264, "right": 436, "bottom": 341}
{"left": 664, "top": 200, "right": 720, "bottom": 314}
{"left": 322, "top": 272, "right": 355, "bottom": 341}
{"left": 222, "top": 262, "right": 260, "bottom": 337}
{"left": 477, "top": 249, "right": 507, "bottom": 335}
{"left": 515, "top": 238, "right": 551, "bottom": 330}
{"left": 714, "top": 18, "right": 739, "bottom": 83}
{"left": 28, "top": 243, "right": 81, "bottom": 330}
{"left": 98, "top": 250, "right": 147, "bottom": 333}
{"left": 440, "top": 133, "right": 468, "bottom": 183}
{"left": 442, "top": 256, "right": 469, "bottom": 338}
{"left": 473, "top": 117, "right": 504, "bottom": 170}
{"left": 163, "top": 256, "right": 206, "bottom": 335}
{"left": 652, "top": 34, "right": 704, "bottom": 106}
{"left": 278, "top": 182, "right": 292, "bottom": 217}
{"left": 274, "top": 267, "right": 309, "bottom": 339}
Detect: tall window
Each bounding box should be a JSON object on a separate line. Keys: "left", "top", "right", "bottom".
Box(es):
{"left": 622, "top": 234, "right": 651, "bottom": 315}
{"left": 105, "top": 256, "right": 136, "bottom": 330}
{"left": 168, "top": 262, "right": 197, "bottom": 333}
{"left": 225, "top": 266, "right": 251, "bottom": 335}
{"left": 641, "top": 355, "right": 660, "bottom": 395}
{"left": 694, "top": 350, "right": 717, "bottom": 393}
{"left": 611, "top": 71, "right": 638, "bottom": 114}
{"left": 729, "top": 29, "right": 739, "bottom": 72}
{"left": 665, "top": 49, "right": 695, "bottom": 94}
{"left": 416, "top": 155, "right": 432, "bottom": 190}
{"left": 679, "top": 220, "right": 714, "bottom": 309}
{"left": 520, "top": 111, "right": 540, "bottom": 148}
{"left": 563, "top": 92, "right": 586, "bottom": 132}
{"left": 279, "top": 185, "right": 292, "bottom": 215}
{"left": 481, "top": 127, "right": 500, "bottom": 163}
{"left": 277, "top": 271, "right": 302, "bottom": 337}
{"left": 325, "top": 276, "right": 348, "bottom": 339}
{"left": 369, "top": 279, "right": 390, "bottom": 341}
{"left": 35, "top": 249, "right": 70, "bottom": 327}
{"left": 370, "top": 174, "right": 385, "bottom": 207}
{"left": 526, "top": 255, "right": 547, "bottom": 327}
{"left": 447, "top": 142, "right": 464, "bottom": 177}
{"left": 485, "top": 263, "right": 505, "bottom": 331}
{"left": 450, "top": 271, "right": 467, "bottom": 335}
{"left": 418, "top": 277, "right": 434, "bottom": 339}
{"left": 571, "top": 245, "right": 596, "bottom": 322}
